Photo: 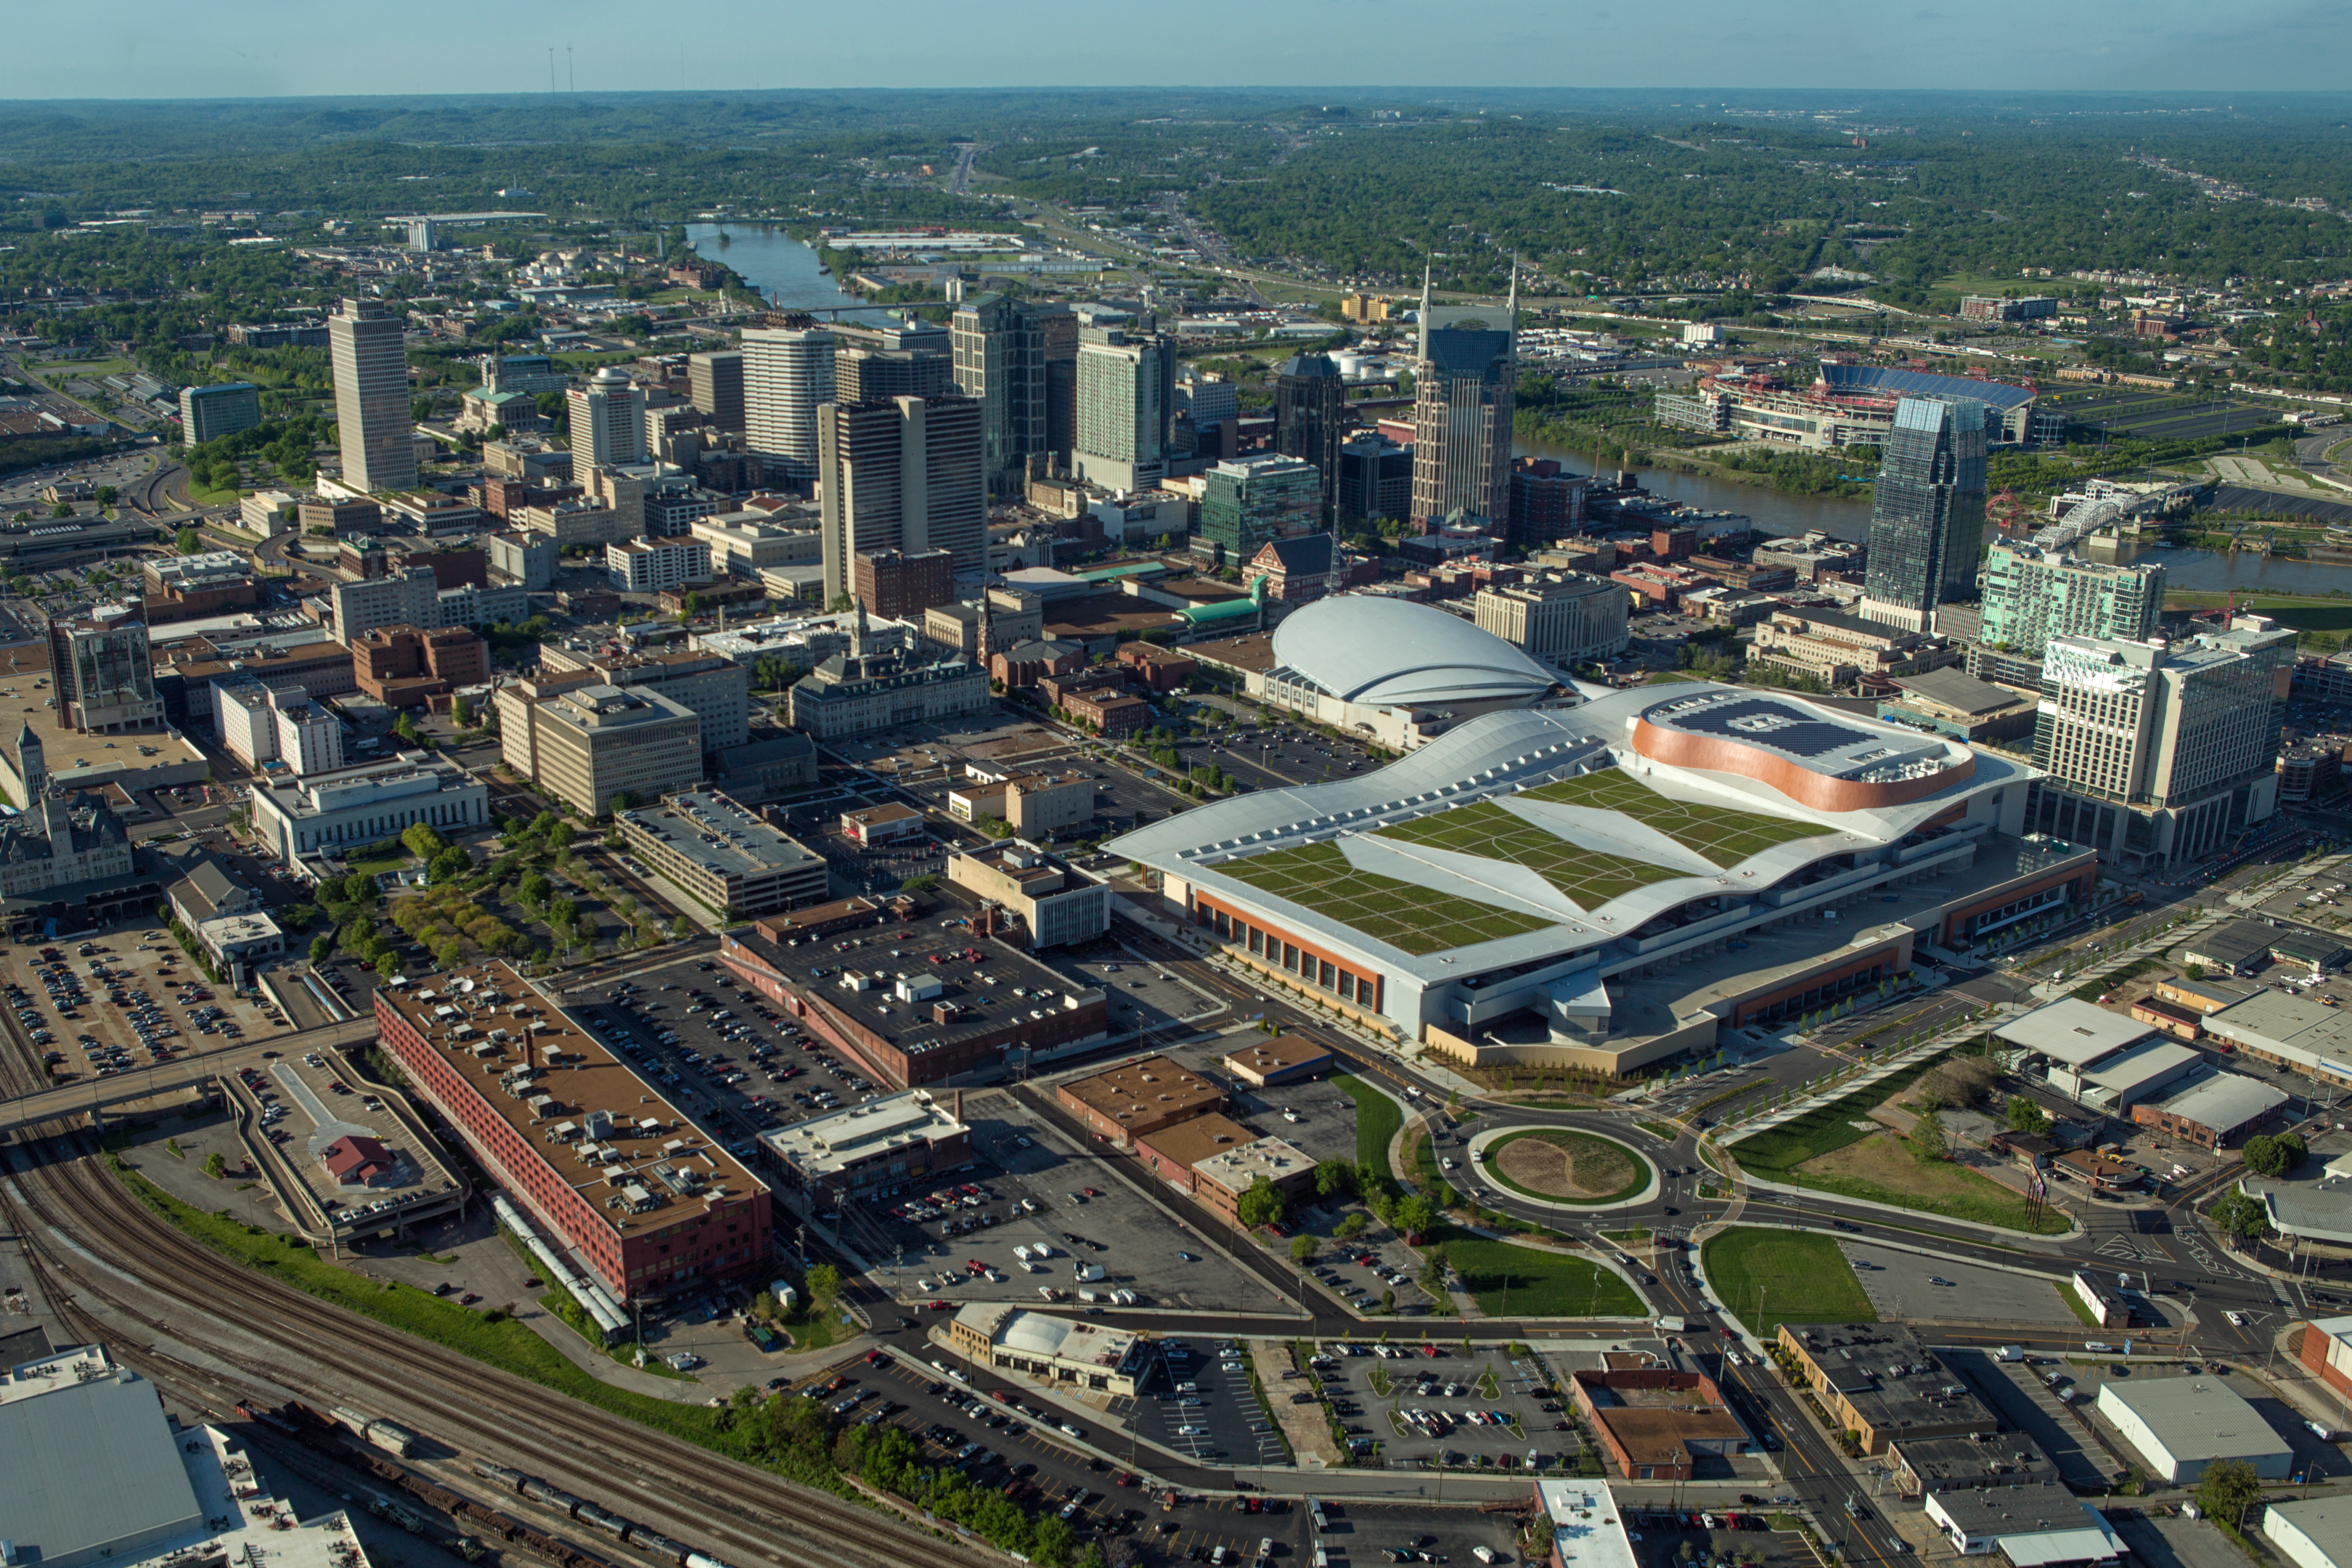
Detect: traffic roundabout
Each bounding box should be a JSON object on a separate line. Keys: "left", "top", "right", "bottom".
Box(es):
{"left": 1462, "top": 1125, "right": 1659, "bottom": 1211}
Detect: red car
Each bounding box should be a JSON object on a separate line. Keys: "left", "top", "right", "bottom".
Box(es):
{"left": 966, "top": 1259, "right": 987, "bottom": 1274}
{"left": 925, "top": 1299, "right": 950, "bottom": 1310}
{"left": 865, "top": 1349, "right": 889, "bottom": 1366}
{"left": 1421, "top": 1345, "right": 1442, "bottom": 1357}
{"left": 1082, "top": 1187, "right": 1100, "bottom": 1198}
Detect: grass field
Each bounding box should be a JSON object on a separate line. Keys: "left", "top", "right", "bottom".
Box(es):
{"left": 1217, "top": 840, "right": 1553, "bottom": 955}
{"left": 1440, "top": 1229, "right": 1643, "bottom": 1318}
{"left": 1482, "top": 1130, "right": 1650, "bottom": 1205}
{"left": 1377, "top": 801, "right": 1683, "bottom": 910}
{"left": 1702, "top": 1228, "right": 1876, "bottom": 1336}
{"left": 1800, "top": 1135, "right": 2062, "bottom": 1232}
{"left": 1522, "top": 767, "right": 1834, "bottom": 867}
{"left": 1335, "top": 1072, "right": 1401, "bottom": 1173}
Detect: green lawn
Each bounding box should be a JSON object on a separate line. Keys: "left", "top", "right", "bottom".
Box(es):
{"left": 1217, "top": 839, "right": 1553, "bottom": 955}
{"left": 1441, "top": 1230, "right": 1643, "bottom": 1318}
{"left": 1730, "top": 1054, "right": 1948, "bottom": 1172}
{"left": 1701, "top": 1227, "right": 1876, "bottom": 1336}
{"left": 2059, "top": 1281, "right": 2104, "bottom": 1330}
{"left": 1482, "top": 1130, "right": 1650, "bottom": 1205}
{"left": 345, "top": 851, "right": 414, "bottom": 879}
{"left": 1521, "top": 767, "right": 1834, "bottom": 868}
{"left": 1377, "top": 801, "right": 1683, "bottom": 911}
{"left": 1637, "top": 1121, "right": 1681, "bottom": 1143}
{"left": 1335, "top": 1072, "right": 1401, "bottom": 1173}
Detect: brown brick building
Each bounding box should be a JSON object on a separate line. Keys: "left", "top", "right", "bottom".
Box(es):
{"left": 354, "top": 624, "right": 489, "bottom": 709}
{"left": 1055, "top": 1057, "right": 1223, "bottom": 1145}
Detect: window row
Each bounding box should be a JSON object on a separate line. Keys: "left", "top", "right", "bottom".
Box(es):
{"left": 1205, "top": 905, "right": 1374, "bottom": 1008}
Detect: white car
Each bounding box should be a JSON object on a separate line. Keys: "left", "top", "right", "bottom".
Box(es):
{"left": 2226, "top": 1310, "right": 2248, "bottom": 1327}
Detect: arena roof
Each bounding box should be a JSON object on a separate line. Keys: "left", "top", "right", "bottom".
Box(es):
{"left": 1267, "top": 596, "right": 1555, "bottom": 707}
{"left": 1109, "top": 687, "right": 2031, "bottom": 977}
{"left": 1818, "top": 362, "right": 2036, "bottom": 412}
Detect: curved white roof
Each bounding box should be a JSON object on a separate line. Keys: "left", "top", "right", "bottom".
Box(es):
{"left": 1270, "top": 597, "right": 1554, "bottom": 706}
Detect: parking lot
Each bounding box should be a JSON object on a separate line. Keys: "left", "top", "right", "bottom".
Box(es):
{"left": 870, "top": 1085, "right": 1270, "bottom": 1315}
{"left": 1834, "top": 1243, "right": 2082, "bottom": 1328}
{"left": 1130, "top": 1335, "right": 1289, "bottom": 1471}
{"left": 230, "top": 1045, "right": 456, "bottom": 1226}
{"left": 1312, "top": 1342, "right": 1567, "bottom": 1472}
{"left": 4, "top": 922, "right": 288, "bottom": 1087}
{"left": 1047, "top": 950, "right": 1231, "bottom": 1040}
{"left": 838, "top": 1347, "right": 1527, "bottom": 1567}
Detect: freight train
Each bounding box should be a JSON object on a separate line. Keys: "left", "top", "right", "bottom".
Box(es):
{"left": 233, "top": 1400, "right": 732, "bottom": 1568}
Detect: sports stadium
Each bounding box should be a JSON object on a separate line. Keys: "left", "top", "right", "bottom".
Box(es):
{"left": 1109, "top": 680, "right": 2094, "bottom": 1074}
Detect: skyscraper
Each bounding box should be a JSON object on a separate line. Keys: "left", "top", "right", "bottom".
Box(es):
{"left": 2028, "top": 615, "right": 2294, "bottom": 867}
{"left": 817, "top": 395, "right": 987, "bottom": 607}
{"left": 743, "top": 316, "right": 836, "bottom": 488}
{"left": 329, "top": 298, "right": 415, "bottom": 494}
{"left": 836, "top": 317, "right": 955, "bottom": 406}
{"left": 1197, "top": 454, "right": 1321, "bottom": 564}
{"left": 1073, "top": 327, "right": 1174, "bottom": 494}
{"left": 1980, "top": 540, "right": 2165, "bottom": 656}
{"left": 1860, "top": 396, "right": 1988, "bottom": 632}
{"left": 1408, "top": 266, "right": 1516, "bottom": 529}
{"left": 567, "top": 365, "right": 647, "bottom": 469}
{"left": 1274, "top": 352, "right": 1348, "bottom": 519}
{"left": 950, "top": 293, "right": 1047, "bottom": 494}
{"left": 688, "top": 350, "right": 745, "bottom": 433}
{"left": 178, "top": 382, "right": 262, "bottom": 447}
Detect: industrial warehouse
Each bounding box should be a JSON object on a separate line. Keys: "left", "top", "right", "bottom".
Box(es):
{"left": 1107, "top": 682, "right": 2096, "bottom": 1074}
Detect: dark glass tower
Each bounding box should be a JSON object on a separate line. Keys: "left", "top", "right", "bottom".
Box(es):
{"left": 1274, "top": 351, "right": 1349, "bottom": 518}
{"left": 1861, "top": 396, "right": 1988, "bottom": 631}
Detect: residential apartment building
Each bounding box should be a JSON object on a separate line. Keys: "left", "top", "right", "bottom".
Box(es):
{"left": 2028, "top": 616, "right": 2297, "bottom": 868}
{"left": 178, "top": 382, "right": 261, "bottom": 446}
{"left": 1072, "top": 327, "right": 1172, "bottom": 495}
{"left": 1474, "top": 573, "right": 1629, "bottom": 666}
{"left": 606, "top": 535, "right": 714, "bottom": 595}
{"left": 1980, "top": 541, "right": 2165, "bottom": 656}
{"left": 328, "top": 298, "right": 415, "bottom": 494}
{"left": 950, "top": 292, "right": 1050, "bottom": 494}
{"left": 568, "top": 366, "right": 647, "bottom": 468}
{"left": 616, "top": 791, "right": 828, "bottom": 919}
{"left": 743, "top": 317, "right": 835, "bottom": 486}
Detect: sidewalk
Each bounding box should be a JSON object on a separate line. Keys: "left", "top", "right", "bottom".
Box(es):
{"left": 1720, "top": 1010, "right": 2017, "bottom": 1146}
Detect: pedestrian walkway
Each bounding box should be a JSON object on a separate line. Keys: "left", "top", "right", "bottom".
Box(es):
{"left": 2026, "top": 906, "right": 2232, "bottom": 1000}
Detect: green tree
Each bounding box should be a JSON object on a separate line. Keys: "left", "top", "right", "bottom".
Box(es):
{"left": 1908, "top": 1108, "right": 1948, "bottom": 1165}
{"left": 2004, "top": 1095, "right": 2048, "bottom": 1134}
{"left": 308, "top": 932, "right": 335, "bottom": 965}
{"left": 428, "top": 845, "right": 473, "bottom": 883}
{"left": 520, "top": 870, "right": 553, "bottom": 907}
{"left": 451, "top": 694, "right": 473, "bottom": 727}
{"left": 2210, "top": 1189, "right": 2272, "bottom": 1245}
{"left": 2198, "top": 1458, "right": 2265, "bottom": 1531}
{"left": 1290, "top": 1233, "right": 1319, "bottom": 1266}
{"left": 1418, "top": 1244, "right": 1451, "bottom": 1294}
{"left": 1314, "top": 1160, "right": 1355, "bottom": 1200}
{"left": 1392, "top": 1194, "right": 1436, "bottom": 1240}
{"left": 1237, "top": 1175, "right": 1286, "bottom": 1229}
{"left": 175, "top": 526, "right": 202, "bottom": 553}
{"left": 2243, "top": 1132, "right": 2308, "bottom": 1177}
{"left": 608, "top": 791, "right": 636, "bottom": 817}
{"left": 401, "top": 821, "right": 447, "bottom": 859}
{"left": 1335, "top": 1212, "right": 1368, "bottom": 1240}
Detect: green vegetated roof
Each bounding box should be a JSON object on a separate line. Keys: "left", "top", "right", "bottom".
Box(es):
{"left": 1374, "top": 801, "right": 1681, "bottom": 911}
{"left": 1520, "top": 767, "right": 1832, "bottom": 867}
{"left": 1214, "top": 840, "right": 1552, "bottom": 957}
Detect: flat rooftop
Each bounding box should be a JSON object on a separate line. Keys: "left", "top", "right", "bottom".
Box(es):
{"left": 957, "top": 1304, "right": 1140, "bottom": 1371}
{"left": 378, "top": 960, "right": 765, "bottom": 1237}
{"left": 1191, "top": 1132, "right": 1315, "bottom": 1196}
{"left": 2264, "top": 1497, "right": 2352, "bottom": 1566}
{"left": 2139, "top": 1069, "right": 2287, "bottom": 1132}
{"left": 1789, "top": 1324, "right": 1993, "bottom": 1434}
{"left": 1996, "top": 997, "right": 2158, "bottom": 1066}
{"left": 2186, "top": 919, "right": 2280, "bottom": 968}
{"left": 1136, "top": 1110, "right": 1258, "bottom": 1167}
{"left": 723, "top": 885, "right": 1105, "bottom": 1064}
{"left": 1182, "top": 631, "right": 1279, "bottom": 674}
{"left": 2204, "top": 987, "right": 2352, "bottom": 1080}
{"left": 0, "top": 1347, "right": 202, "bottom": 1568}
{"left": 1894, "top": 1432, "right": 2061, "bottom": 1490}
{"left": 760, "top": 1089, "right": 966, "bottom": 1177}
{"left": 1061, "top": 1055, "right": 1222, "bottom": 1129}
{"left": 0, "top": 649, "right": 196, "bottom": 786}
{"left": 1535, "top": 1484, "right": 1638, "bottom": 1568}
{"left": 619, "top": 791, "right": 822, "bottom": 880}
{"left": 1224, "top": 1034, "right": 1334, "bottom": 1079}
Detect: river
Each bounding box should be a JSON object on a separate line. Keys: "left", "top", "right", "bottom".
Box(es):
{"left": 685, "top": 223, "right": 890, "bottom": 320}
{"left": 690, "top": 227, "right": 2352, "bottom": 600}
{"left": 1513, "top": 433, "right": 2352, "bottom": 597}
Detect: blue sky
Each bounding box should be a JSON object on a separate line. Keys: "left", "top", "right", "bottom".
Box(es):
{"left": 19, "top": 0, "right": 2352, "bottom": 97}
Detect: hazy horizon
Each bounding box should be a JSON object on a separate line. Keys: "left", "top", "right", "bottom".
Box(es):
{"left": 12, "top": 0, "right": 2352, "bottom": 100}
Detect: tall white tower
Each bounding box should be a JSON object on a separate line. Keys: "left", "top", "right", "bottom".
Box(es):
{"left": 743, "top": 317, "right": 836, "bottom": 487}
{"left": 330, "top": 298, "right": 416, "bottom": 494}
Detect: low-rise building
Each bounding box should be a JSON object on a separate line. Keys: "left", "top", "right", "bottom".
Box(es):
{"left": 1567, "top": 1367, "right": 1750, "bottom": 1481}
{"left": 1222, "top": 1034, "right": 1334, "bottom": 1087}
{"left": 1132, "top": 1111, "right": 1261, "bottom": 1193}
{"left": 1056, "top": 1055, "right": 1224, "bottom": 1144}
{"left": 945, "top": 842, "right": 1110, "bottom": 948}
{"left": 1750, "top": 605, "right": 1958, "bottom": 687}
{"left": 756, "top": 1088, "right": 971, "bottom": 1197}
{"left": 1993, "top": 998, "right": 2196, "bottom": 1114}
{"left": 944, "top": 1305, "right": 1148, "bottom": 1396}
{"left": 2263, "top": 1498, "right": 2352, "bottom": 1568}
{"left": 352, "top": 624, "right": 489, "bottom": 710}
{"left": 1473, "top": 572, "right": 1630, "bottom": 666}
{"left": 2070, "top": 1270, "right": 2131, "bottom": 1329}
{"left": 2182, "top": 918, "right": 2282, "bottom": 976}
{"left": 607, "top": 535, "right": 714, "bottom": 595}
{"left": 1188, "top": 1130, "right": 1316, "bottom": 1227}
{"left": 2127, "top": 1069, "right": 2287, "bottom": 1148}
{"left": 947, "top": 772, "right": 1095, "bottom": 838}
{"left": 1878, "top": 666, "right": 2039, "bottom": 745}
{"left": 166, "top": 855, "right": 263, "bottom": 931}
{"left": 1065, "top": 687, "right": 1150, "bottom": 737}
{"left": 2204, "top": 987, "right": 2352, "bottom": 1085}
{"left": 250, "top": 753, "right": 490, "bottom": 867}
{"left": 616, "top": 790, "right": 828, "bottom": 918}
{"left": 1776, "top": 1323, "right": 1995, "bottom": 1455}
{"left": 1115, "top": 642, "right": 1198, "bottom": 691}
{"left": 840, "top": 801, "right": 925, "bottom": 846}
{"left": 2095, "top": 1376, "right": 2291, "bottom": 1484}
{"left": 196, "top": 909, "right": 285, "bottom": 969}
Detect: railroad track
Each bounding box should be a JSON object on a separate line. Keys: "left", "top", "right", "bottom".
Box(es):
{"left": 0, "top": 1081, "right": 996, "bottom": 1568}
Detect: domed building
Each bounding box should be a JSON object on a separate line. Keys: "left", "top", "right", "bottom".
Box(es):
{"left": 1223, "top": 595, "right": 1571, "bottom": 751}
